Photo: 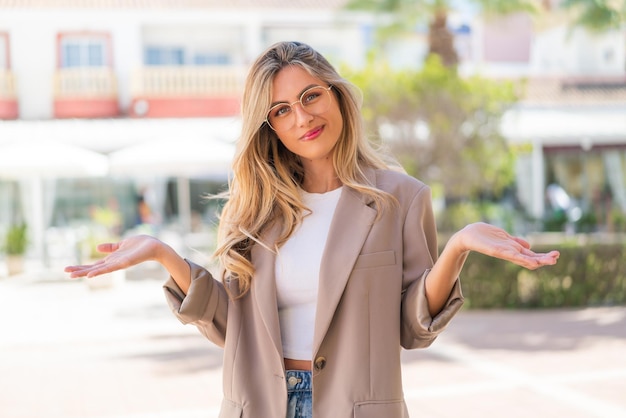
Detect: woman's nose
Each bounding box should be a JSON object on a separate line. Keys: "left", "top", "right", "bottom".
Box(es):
{"left": 292, "top": 103, "right": 314, "bottom": 126}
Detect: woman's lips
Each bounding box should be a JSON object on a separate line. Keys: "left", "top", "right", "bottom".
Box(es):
{"left": 301, "top": 126, "right": 323, "bottom": 141}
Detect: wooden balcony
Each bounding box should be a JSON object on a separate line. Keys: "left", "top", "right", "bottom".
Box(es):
{"left": 0, "top": 70, "right": 18, "bottom": 119}
{"left": 130, "top": 66, "right": 245, "bottom": 118}
{"left": 53, "top": 67, "right": 119, "bottom": 118}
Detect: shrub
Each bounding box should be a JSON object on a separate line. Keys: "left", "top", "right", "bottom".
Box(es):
{"left": 451, "top": 237, "right": 626, "bottom": 309}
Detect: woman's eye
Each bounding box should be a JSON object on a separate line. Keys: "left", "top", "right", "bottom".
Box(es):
{"left": 303, "top": 92, "right": 320, "bottom": 104}
{"left": 274, "top": 105, "right": 291, "bottom": 117}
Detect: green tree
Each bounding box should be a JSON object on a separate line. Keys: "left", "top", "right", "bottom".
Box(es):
{"left": 346, "top": 54, "right": 518, "bottom": 202}
{"left": 559, "top": 0, "right": 626, "bottom": 71}
{"left": 560, "top": 0, "right": 626, "bottom": 32}
{"left": 344, "top": 0, "right": 624, "bottom": 231}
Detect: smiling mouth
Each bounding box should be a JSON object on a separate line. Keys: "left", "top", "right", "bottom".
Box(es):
{"left": 301, "top": 126, "right": 323, "bottom": 140}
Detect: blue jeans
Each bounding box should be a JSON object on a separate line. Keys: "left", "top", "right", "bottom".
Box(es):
{"left": 286, "top": 370, "right": 312, "bottom": 418}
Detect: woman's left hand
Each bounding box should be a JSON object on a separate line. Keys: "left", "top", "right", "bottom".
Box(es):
{"left": 452, "top": 222, "right": 559, "bottom": 270}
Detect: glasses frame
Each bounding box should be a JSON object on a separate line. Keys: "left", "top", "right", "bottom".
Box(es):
{"left": 265, "top": 85, "right": 333, "bottom": 131}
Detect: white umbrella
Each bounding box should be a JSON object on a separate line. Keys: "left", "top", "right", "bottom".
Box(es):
{"left": 108, "top": 136, "right": 235, "bottom": 232}
{"left": 0, "top": 139, "right": 108, "bottom": 179}
{"left": 0, "top": 139, "right": 109, "bottom": 266}
{"left": 108, "top": 136, "right": 235, "bottom": 178}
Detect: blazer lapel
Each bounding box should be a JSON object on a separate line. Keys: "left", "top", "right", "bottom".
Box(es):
{"left": 312, "top": 181, "right": 378, "bottom": 356}
{"left": 250, "top": 168, "right": 379, "bottom": 362}
{"left": 251, "top": 222, "right": 283, "bottom": 361}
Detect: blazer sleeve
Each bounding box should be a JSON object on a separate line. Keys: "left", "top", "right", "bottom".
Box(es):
{"left": 400, "top": 185, "right": 464, "bottom": 349}
{"left": 162, "top": 259, "right": 229, "bottom": 347}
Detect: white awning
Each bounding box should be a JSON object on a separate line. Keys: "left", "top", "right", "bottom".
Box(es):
{"left": 501, "top": 105, "right": 626, "bottom": 147}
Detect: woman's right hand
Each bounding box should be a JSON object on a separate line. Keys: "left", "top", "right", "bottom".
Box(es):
{"left": 64, "top": 234, "right": 166, "bottom": 279}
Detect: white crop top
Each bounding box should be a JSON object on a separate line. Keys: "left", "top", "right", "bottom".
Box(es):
{"left": 275, "top": 186, "right": 342, "bottom": 360}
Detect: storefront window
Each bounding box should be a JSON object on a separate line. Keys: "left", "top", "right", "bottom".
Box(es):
{"left": 545, "top": 145, "right": 626, "bottom": 232}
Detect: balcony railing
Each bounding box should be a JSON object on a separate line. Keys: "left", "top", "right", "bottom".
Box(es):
{"left": 53, "top": 68, "right": 118, "bottom": 118}
{"left": 523, "top": 76, "right": 626, "bottom": 105}
{"left": 0, "top": 70, "right": 16, "bottom": 98}
{"left": 0, "top": 70, "right": 18, "bottom": 119}
{"left": 132, "top": 66, "right": 245, "bottom": 97}
{"left": 53, "top": 67, "right": 117, "bottom": 99}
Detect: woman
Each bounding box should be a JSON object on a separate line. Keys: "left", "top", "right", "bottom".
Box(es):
{"left": 66, "top": 41, "right": 559, "bottom": 418}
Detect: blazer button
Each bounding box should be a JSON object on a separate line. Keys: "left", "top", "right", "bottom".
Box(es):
{"left": 314, "top": 356, "right": 327, "bottom": 371}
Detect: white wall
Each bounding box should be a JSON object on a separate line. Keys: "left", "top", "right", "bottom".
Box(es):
{"left": 2, "top": 6, "right": 623, "bottom": 120}
{"left": 2, "top": 12, "right": 57, "bottom": 119}
{"left": 0, "top": 10, "right": 145, "bottom": 119}
{"left": 0, "top": 8, "right": 372, "bottom": 120}
{"left": 530, "top": 25, "right": 625, "bottom": 76}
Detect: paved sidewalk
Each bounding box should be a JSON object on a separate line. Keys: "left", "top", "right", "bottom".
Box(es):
{"left": 1, "top": 267, "right": 625, "bottom": 418}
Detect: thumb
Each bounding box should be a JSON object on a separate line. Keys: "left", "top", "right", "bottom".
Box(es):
{"left": 96, "top": 242, "right": 121, "bottom": 254}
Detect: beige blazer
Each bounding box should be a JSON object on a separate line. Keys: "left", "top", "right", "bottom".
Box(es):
{"left": 163, "top": 168, "right": 464, "bottom": 418}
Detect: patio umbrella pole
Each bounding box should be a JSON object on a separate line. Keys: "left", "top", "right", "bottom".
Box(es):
{"left": 177, "top": 176, "right": 191, "bottom": 235}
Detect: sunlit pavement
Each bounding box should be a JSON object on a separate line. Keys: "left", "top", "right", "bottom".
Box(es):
{"left": 1, "top": 266, "right": 625, "bottom": 418}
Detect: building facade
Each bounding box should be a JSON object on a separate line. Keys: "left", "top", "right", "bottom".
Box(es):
{"left": 0, "top": 0, "right": 625, "bottom": 269}
{"left": 0, "top": 0, "right": 374, "bottom": 266}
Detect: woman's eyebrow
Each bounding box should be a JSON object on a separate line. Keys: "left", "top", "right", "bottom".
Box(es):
{"left": 269, "top": 84, "right": 319, "bottom": 107}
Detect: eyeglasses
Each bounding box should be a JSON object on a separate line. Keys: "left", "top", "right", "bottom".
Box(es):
{"left": 265, "top": 85, "right": 333, "bottom": 131}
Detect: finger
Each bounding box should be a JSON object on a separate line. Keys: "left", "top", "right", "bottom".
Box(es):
{"left": 65, "top": 260, "right": 110, "bottom": 278}
{"left": 518, "top": 249, "right": 560, "bottom": 269}
{"left": 65, "top": 264, "right": 100, "bottom": 273}
{"left": 520, "top": 248, "right": 560, "bottom": 261}
{"left": 85, "top": 258, "right": 132, "bottom": 278}
{"left": 492, "top": 246, "right": 550, "bottom": 269}
{"left": 512, "top": 236, "right": 531, "bottom": 249}
{"left": 538, "top": 251, "right": 560, "bottom": 265}
{"left": 64, "top": 258, "right": 107, "bottom": 273}
{"left": 67, "top": 265, "right": 105, "bottom": 279}
{"left": 96, "top": 242, "right": 120, "bottom": 254}
{"left": 66, "top": 266, "right": 93, "bottom": 278}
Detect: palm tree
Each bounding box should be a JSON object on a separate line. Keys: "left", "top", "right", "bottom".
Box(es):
{"left": 346, "top": 0, "right": 541, "bottom": 68}
{"left": 550, "top": 0, "right": 626, "bottom": 71}
{"left": 560, "top": 0, "right": 626, "bottom": 33}
{"left": 347, "top": 0, "right": 626, "bottom": 61}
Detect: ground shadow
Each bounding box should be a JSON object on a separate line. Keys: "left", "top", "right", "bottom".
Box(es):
{"left": 402, "top": 307, "right": 626, "bottom": 364}
{"left": 112, "top": 333, "right": 224, "bottom": 374}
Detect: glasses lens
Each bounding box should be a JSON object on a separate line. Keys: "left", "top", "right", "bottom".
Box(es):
{"left": 301, "top": 86, "right": 330, "bottom": 115}
{"left": 266, "top": 86, "right": 331, "bottom": 131}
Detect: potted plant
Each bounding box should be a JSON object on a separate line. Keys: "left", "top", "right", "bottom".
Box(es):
{"left": 4, "top": 223, "right": 28, "bottom": 276}
{"left": 82, "top": 205, "right": 125, "bottom": 290}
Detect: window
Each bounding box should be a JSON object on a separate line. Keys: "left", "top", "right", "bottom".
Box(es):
{"left": 59, "top": 33, "right": 109, "bottom": 68}
{"left": 193, "top": 52, "right": 229, "bottom": 65}
{"left": 144, "top": 46, "right": 230, "bottom": 66}
{"left": 0, "top": 32, "right": 8, "bottom": 69}
{"left": 545, "top": 146, "right": 626, "bottom": 228}
{"left": 145, "top": 47, "right": 185, "bottom": 66}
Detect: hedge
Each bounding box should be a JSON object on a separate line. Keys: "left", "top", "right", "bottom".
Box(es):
{"left": 450, "top": 236, "right": 626, "bottom": 309}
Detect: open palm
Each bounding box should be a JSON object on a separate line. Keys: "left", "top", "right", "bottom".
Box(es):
{"left": 65, "top": 235, "right": 162, "bottom": 278}
{"left": 458, "top": 222, "right": 559, "bottom": 270}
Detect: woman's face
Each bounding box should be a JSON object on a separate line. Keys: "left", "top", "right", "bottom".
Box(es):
{"left": 268, "top": 66, "right": 343, "bottom": 167}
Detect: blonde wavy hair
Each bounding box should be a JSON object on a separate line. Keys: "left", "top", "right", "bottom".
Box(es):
{"left": 214, "top": 41, "right": 398, "bottom": 298}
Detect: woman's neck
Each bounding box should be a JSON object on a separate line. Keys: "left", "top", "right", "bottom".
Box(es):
{"left": 301, "top": 178, "right": 342, "bottom": 194}
{"left": 300, "top": 165, "right": 341, "bottom": 193}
